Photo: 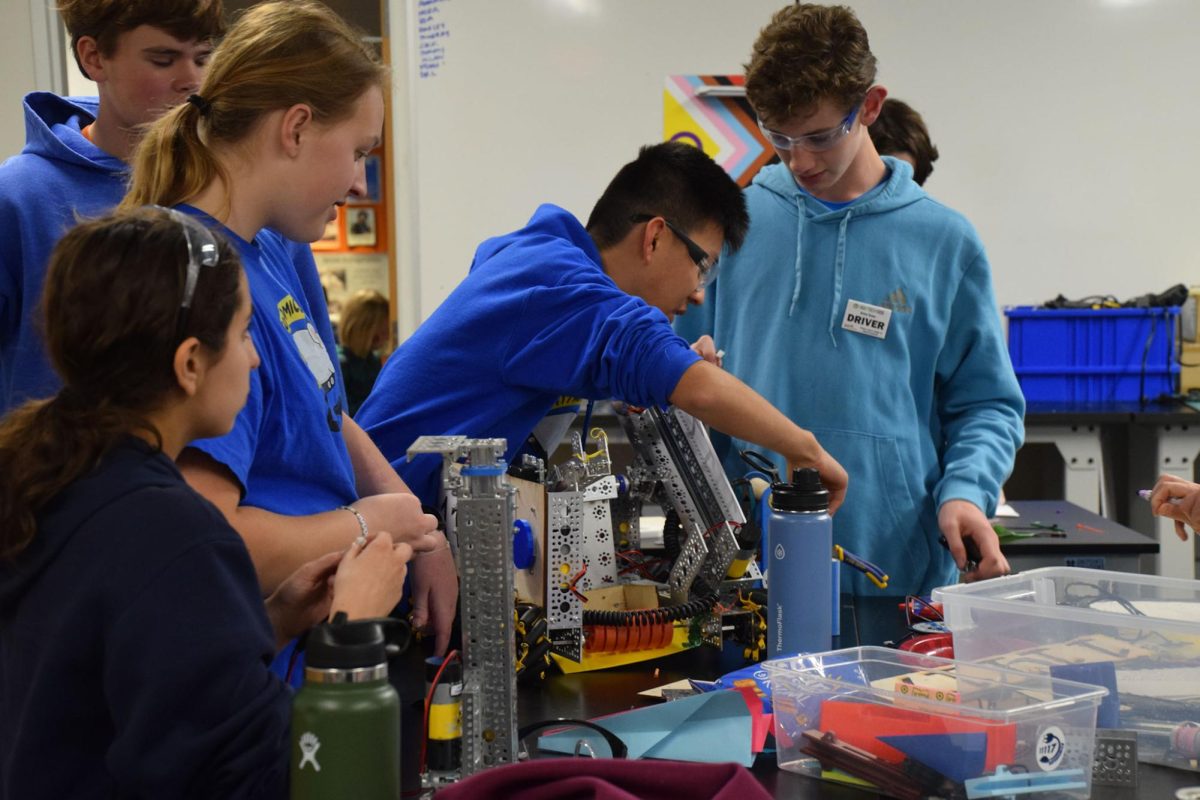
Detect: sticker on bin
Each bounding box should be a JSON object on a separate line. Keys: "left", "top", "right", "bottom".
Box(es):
{"left": 894, "top": 676, "right": 960, "bottom": 704}
{"left": 1036, "top": 725, "right": 1066, "bottom": 771}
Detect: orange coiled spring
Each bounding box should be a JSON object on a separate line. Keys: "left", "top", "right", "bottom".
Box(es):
{"left": 584, "top": 621, "right": 673, "bottom": 654}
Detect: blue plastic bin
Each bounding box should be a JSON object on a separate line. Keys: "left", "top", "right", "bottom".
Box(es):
{"left": 1005, "top": 306, "right": 1179, "bottom": 403}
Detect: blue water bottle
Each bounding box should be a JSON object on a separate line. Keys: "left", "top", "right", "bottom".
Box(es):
{"left": 767, "top": 467, "right": 833, "bottom": 657}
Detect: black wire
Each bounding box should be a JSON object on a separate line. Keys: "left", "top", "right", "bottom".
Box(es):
{"left": 581, "top": 592, "right": 718, "bottom": 626}
{"left": 1060, "top": 581, "right": 1146, "bottom": 616}
{"left": 1139, "top": 314, "right": 1157, "bottom": 407}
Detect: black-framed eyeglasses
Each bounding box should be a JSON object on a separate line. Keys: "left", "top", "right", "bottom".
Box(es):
{"left": 629, "top": 214, "right": 718, "bottom": 288}
{"left": 153, "top": 205, "right": 221, "bottom": 338}
{"left": 757, "top": 101, "right": 861, "bottom": 153}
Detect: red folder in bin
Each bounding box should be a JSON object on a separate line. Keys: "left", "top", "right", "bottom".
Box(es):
{"left": 817, "top": 700, "right": 1017, "bottom": 771}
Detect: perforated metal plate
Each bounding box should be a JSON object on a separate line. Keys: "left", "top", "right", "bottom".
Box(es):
{"left": 457, "top": 491, "right": 518, "bottom": 774}
{"left": 579, "top": 476, "right": 619, "bottom": 589}
{"left": 546, "top": 491, "right": 584, "bottom": 662}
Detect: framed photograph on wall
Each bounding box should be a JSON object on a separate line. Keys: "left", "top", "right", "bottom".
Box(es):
{"left": 345, "top": 207, "right": 377, "bottom": 248}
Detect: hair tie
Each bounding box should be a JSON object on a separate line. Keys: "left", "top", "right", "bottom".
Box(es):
{"left": 186, "top": 93, "right": 212, "bottom": 117}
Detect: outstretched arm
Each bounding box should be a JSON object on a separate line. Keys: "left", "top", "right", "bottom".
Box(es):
{"left": 668, "top": 360, "right": 848, "bottom": 512}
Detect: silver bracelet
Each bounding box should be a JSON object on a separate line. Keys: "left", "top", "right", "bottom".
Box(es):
{"left": 340, "top": 504, "right": 369, "bottom": 547}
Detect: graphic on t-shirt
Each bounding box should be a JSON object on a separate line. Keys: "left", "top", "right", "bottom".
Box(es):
{"left": 278, "top": 294, "right": 344, "bottom": 431}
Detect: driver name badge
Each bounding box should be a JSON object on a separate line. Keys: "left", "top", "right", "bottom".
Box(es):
{"left": 841, "top": 299, "right": 892, "bottom": 339}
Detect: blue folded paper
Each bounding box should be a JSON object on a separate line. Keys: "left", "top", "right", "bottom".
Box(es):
{"left": 537, "top": 689, "right": 754, "bottom": 766}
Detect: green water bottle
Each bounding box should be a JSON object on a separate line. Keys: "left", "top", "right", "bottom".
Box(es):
{"left": 290, "top": 615, "right": 408, "bottom": 799}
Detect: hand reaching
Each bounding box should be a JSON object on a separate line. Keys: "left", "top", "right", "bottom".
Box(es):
{"left": 939, "top": 499, "right": 1010, "bottom": 582}
{"left": 1148, "top": 474, "right": 1200, "bottom": 541}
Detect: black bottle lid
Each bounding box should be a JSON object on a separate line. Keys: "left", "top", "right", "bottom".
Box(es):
{"left": 306, "top": 615, "right": 409, "bottom": 670}
{"left": 771, "top": 467, "right": 829, "bottom": 513}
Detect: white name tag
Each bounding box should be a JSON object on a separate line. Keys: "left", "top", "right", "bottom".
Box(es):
{"left": 841, "top": 300, "right": 892, "bottom": 339}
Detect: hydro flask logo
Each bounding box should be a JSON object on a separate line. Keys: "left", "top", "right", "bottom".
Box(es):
{"left": 774, "top": 543, "right": 785, "bottom": 560}
{"left": 298, "top": 731, "right": 322, "bottom": 772}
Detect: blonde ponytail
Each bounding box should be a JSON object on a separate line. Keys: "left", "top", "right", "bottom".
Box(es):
{"left": 122, "top": 101, "right": 226, "bottom": 211}
{"left": 122, "top": 0, "right": 386, "bottom": 212}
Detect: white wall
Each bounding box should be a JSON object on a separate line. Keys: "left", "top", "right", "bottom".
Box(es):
{"left": 0, "top": 1, "right": 68, "bottom": 159}
{"left": 389, "top": 0, "right": 1200, "bottom": 332}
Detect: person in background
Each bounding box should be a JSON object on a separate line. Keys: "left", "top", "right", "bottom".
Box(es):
{"left": 0, "top": 207, "right": 410, "bottom": 799}
{"left": 0, "top": 0, "right": 222, "bottom": 412}
{"left": 121, "top": 0, "right": 456, "bottom": 653}
{"left": 339, "top": 288, "right": 390, "bottom": 416}
{"left": 355, "top": 141, "right": 848, "bottom": 513}
{"left": 675, "top": 4, "right": 1024, "bottom": 596}
{"left": 868, "top": 98, "right": 939, "bottom": 186}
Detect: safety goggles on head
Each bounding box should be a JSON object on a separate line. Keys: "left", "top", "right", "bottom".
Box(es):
{"left": 153, "top": 205, "right": 221, "bottom": 338}
{"left": 629, "top": 214, "right": 719, "bottom": 288}
{"left": 757, "top": 102, "right": 861, "bottom": 153}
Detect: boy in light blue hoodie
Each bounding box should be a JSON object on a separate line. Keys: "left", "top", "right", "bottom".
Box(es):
{"left": 675, "top": 4, "right": 1024, "bottom": 596}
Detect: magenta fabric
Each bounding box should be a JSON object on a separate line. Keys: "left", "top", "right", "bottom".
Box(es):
{"left": 434, "top": 758, "right": 771, "bottom": 800}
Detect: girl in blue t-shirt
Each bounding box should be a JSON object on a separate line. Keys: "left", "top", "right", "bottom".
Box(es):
{"left": 121, "top": 1, "right": 457, "bottom": 654}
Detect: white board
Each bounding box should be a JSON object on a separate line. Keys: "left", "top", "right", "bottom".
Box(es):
{"left": 390, "top": 0, "right": 1200, "bottom": 332}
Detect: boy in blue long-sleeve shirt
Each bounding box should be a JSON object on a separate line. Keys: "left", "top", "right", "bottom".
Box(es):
{"left": 674, "top": 4, "right": 1025, "bottom": 595}
{"left": 357, "top": 142, "right": 848, "bottom": 512}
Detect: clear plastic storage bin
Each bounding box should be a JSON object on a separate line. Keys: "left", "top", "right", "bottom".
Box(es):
{"left": 765, "top": 646, "right": 1106, "bottom": 799}
{"left": 935, "top": 567, "right": 1200, "bottom": 770}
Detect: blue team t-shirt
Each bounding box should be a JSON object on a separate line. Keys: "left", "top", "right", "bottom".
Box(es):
{"left": 182, "top": 207, "right": 357, "bottom": 514}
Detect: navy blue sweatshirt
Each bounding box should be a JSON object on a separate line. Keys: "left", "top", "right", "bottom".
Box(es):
{"left": 0, "top": 439, "right": 291, "bottom": 799}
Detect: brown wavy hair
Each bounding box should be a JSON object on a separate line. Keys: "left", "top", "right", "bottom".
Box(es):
{"left": 121, "top": 0, "right": 388, "bottom": 214}
{"left": 745, "top": 4, "right": 877, "bottom": 126}
{"left": 0, "top": 208, "right": 242, "bottom": 559}
{"left": 870, "top": 98, "right": 940, "bottom": 186}
{"left": 58, "top": 0, "right": 225, "bottom": 78}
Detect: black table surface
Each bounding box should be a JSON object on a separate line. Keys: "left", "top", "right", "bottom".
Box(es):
{"left": 1001, "top": 500, "right": 1159, "bottom": 556}
{"left": 517, "top": 596, "right": 1198, "bottom": 799}
{"left": 1024, "top": 399, "right": 1200, "bottom": 425}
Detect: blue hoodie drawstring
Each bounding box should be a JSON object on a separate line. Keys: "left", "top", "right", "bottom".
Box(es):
{"left": 826, "top": 210, "right": 853, "bottom": 346}
{"left": 787, "top": 196, "right": 806, "bottom": 318}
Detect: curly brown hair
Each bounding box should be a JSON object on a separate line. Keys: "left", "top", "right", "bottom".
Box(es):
{"left": 745, "top": 4, "right": 877, "bottom": 126}
{"left": 58, "top": 0, "right": 225, "bottom": 78}
{"left": 870, "top": 98, "right": 939, "bottom": 186}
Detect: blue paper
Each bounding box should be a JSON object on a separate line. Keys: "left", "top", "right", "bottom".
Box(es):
{"left": 537, "top": 689, "right": 754, "bottom": 766}
{"left": 880, "top": 732, "right": 987, "bottom": 783}
{"left": 1049, "top": 661, "right": 1119, "bottom": 728}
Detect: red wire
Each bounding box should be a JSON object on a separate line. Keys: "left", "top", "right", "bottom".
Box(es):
{"left": 419, "top": 649, "right": 460, "bottom": 776}
{"left": 566, "top": 565, "right": 589, "bottom": 602}
{"left": 702, "top": 520, "right": 743, "bottom": 538}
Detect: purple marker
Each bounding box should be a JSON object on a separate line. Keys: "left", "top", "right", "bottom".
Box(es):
{"left": 1138, "top": 489, "right": 1183, "bottom": 505}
